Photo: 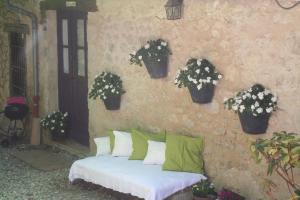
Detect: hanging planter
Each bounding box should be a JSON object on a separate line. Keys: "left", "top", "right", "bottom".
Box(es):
{"left": 103, "top": 95, "right": 121, "bottom": 110}
{"left": 175, "top": 58, "right": 222, "bottom": 104}
{"left": 89, "top": 72, "right": 125, "bottom": 111}
{"left": 188, "top": 84, "right": 215, "bottom": 104}
{"left": 238, "top": 112, "right": 270, "bottom": 134}
{"left": 224, "top": 84, "right": 278, "bottom": 134}
{"left": 129, "top": 39, "right": 171, "bottom": 79}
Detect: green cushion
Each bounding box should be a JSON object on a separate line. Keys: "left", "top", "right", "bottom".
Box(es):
{"left": 108, "top": 130, "right": 114, "bottom": 152}
{"left": 163, "top": 133, "right": 204, "bottom": 174}
{"left": 129, "top": 129, "right": 166, "bottom": 160}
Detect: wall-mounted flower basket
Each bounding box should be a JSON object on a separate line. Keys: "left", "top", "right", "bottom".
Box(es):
{"left": 224, "top": 84, "right": 278, "bottom": 134}
{"left": 238, "top": 112, "right": 270, "bottom": 134}
{"left": 130, "top": 39, "right": 171, "bottom": 79}
{"left": 175, "top": 58, "right": 222, "bottom": 104}
{"left": 89, "top": 72, "right": 125, "bottom": 111}
{"left": 143, "top": 55, "right": 168, "bottom": 79}
{"left": 188, "top": 84, "right": 215, "bottom": 104}
{"left": 103, "top": 95, "right": 121, "bottom": 110}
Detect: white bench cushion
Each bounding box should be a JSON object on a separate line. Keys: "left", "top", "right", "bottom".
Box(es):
{"left": 69, "top": 155, "right": 206, "bottom": 200}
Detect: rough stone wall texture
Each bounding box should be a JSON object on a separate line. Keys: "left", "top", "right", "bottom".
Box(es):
{"left": 87, "top": 0, "right": 300, "bottom": 199}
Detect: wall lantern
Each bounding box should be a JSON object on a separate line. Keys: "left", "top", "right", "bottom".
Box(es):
{"left": 165, "top": 0, "right": 183, "bottom": 20}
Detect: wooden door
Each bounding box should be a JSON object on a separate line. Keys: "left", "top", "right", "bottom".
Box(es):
{"left": 57, "top": 10, "right": 89, "bottom": 146}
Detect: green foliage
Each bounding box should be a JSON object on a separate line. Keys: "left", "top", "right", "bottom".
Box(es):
{"left": 192, "top": 179, "right": 216, "bottom": 198}
{"left": 250, "top": 131, "right": 300, "bottom": 198}
{"left": 129, "top": 39, "right": 171, "bottom": 66}
{"left": 89, "top": 72, "right": 125, "bottom": 101}
{"left": 40, "top": 111, "right": 68, "bottom": 135}
{"left": 224, "top": 84, "right": 278, "bottom": 116}
{"left": 174, "top": 58, "right": 222, "bottom": 90}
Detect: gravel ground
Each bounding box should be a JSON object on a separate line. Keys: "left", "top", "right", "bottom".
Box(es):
{"left": 0, "top": 145, "right": 128, "bottom": 200}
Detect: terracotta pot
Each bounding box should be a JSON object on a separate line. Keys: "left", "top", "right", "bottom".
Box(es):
{"left": 143, "top": 56, "right": 168, "bottom": 79}
{"left": 238, "top": 112, "right": 270, "bottom": 134}
{"left": 188, "top": 84, "right": 215, "bottom": 104}
{"left": 103, "top": 95, "right": 121, "bottom": 110}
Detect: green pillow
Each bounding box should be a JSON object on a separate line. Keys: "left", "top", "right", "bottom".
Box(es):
{"left": 129, "top": 129, "right": 166, "bottom": 160}
{"left": 163, "top": 133, "right": 204, "bottom": 174}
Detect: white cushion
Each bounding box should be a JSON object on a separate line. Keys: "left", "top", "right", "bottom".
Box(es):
{"left": 112, "top": 130, "right": 133, "bottom": 157}
{"left": 143, "top": 140, "right": 166, "bottom": 165}
{"left": 94, "top": 137, "right": 111, "bottom": 156}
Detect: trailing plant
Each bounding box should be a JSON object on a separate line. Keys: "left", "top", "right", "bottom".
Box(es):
{"left": 224, "top": 84, "right": 278, "bottom": 116}
{"left": 250, "top": 131, "right": 300, "bottom": 199}
{"left": 40, "top": 111, "right": 68, "bottom": 134}
{"left": 175, "top": 58, "right": 222, "bottom": 90}
{"left": 89, "top": 72, "right": 125, "bottom": 101}
{"left": 129, "top": 39, "right": 171, "bottom": 66}
{"left": 192, "top": 179, "right": 216, "bottom": 198}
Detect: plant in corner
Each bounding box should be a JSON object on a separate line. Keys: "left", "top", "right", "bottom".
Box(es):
{"left": 175, "top": 58, "right": 222, "bottom": 104}
{"left": 224, "top": 84, "right": 278, "bottom": 134}
{"left": 192, "top": 179, "right": 217, "bottom": 200}
{"left": 250, "top": 131, "right": 300, "bottom": 200}
{"left": 89, "top": 71, "right": 125, "bottom": 110}
{"left": 40, "top": 111, "right": 68, "bottom": 141}
{"left": 129, "top": 39, "right": 171, "bottom": 79}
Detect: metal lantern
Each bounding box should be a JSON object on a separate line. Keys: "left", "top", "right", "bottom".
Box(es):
{"left": 165, "top": 0, "right": 183, "bottom": 20}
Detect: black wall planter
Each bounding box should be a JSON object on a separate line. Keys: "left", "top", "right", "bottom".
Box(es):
{"left": 103, "top": 95, "right": 121, "bottom": 110}
{"left": 238, "top": 112, "right": 270, "bottom": 134}
{"left": 143, "top": 56, "right": 168, "bottom": 79}
{"left": 188, "top": 84, "right": 215, "bottom": 104}
{"left": 51, "top": 131, "right": 67, "bottom": 141}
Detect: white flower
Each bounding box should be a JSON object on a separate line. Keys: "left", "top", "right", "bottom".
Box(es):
{"left": 103, "top": 96, "right": 107, "bottom": 99}
{"left": 242, "top": 95, "right": 247, "bottom": 100}
{"left": 248, "top": 88, "right": 253, "bottom": 92}
{"left": 239, "top": 105, "right": 245, "bottom": 113}
{"left": 246, "top": 93, "right": 251, "bottom": 98}
{"left": 254, "top": 101, "right": 259, "bottom": 107}
{"left": 197, "top": 84, "right": 202, "bottom": 90}
{"left": 251, "top": 105, "right": 255, "bottom": 110}
{"left": 212, "top": 80, "right": 218, "bottom": 85}
{"left": 252, "top": 95, "right": 257, "bottom": 100}
{"left": 232, "top": 105, "right": 238, "bottom": 111}
{"left": 105, "top": 85, "right": 109, "bottom": 89}
{"left": 112, "top": 89, "right": 115, "bottom": 93}
{"left": 258, "top": 92, "right": 264, "bottom": 100}
{"left": 207, "top": 77, "right": 211, "bottom": 80}
{"left": 197, "top": 59, "right": 202, "bottom": 66}
{"left": 157, "top": 46, "right": 162, "bottom": 50}
{"left": 161, "top": 41, "right": 167, "bottom": 46}
{"left": 218, "top": 74, "right": 222, "bottom": 79}
{"left": 144, "top": 44, "right": 150, "bottom": 49}
{"left": 271, "top": 96, "right": 277, "bottom": 102}
{"left": 138, "top": 55, "right": 142, "bottom": 60}
{"left": 51, "top": 127, "right": 54, "bottom": 130}
{"left": 205, "top": 67, "right": 210, "bottom": 72}
{"left": 266, "top": 107, "right": 273, "bottom": 113}
{"left": 195, "top": 69, "right": 200, "bottom": 74}
{"left": 193, "top": 79, "right": 197, "bottom": 84}
{"left": 157, "top": 59, "right": 160, "bottom": 62}
{"left": 61, "top": 130, "right": 65, "bottom": 133}
{"left": 51, "top": 120, "right": 55, "bottom": 123}
{"left": 64, "top": 113, "right": 68, "bottom": 117}
{"left": 256, "top": 107, "right": 263, "bottom": 114}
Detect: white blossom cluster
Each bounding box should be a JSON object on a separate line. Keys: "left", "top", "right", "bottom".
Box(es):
{"left": 40, "top": 111, "right": 68, "bottom": 134}
{"left": 224, "top": 84, "right": 278, "bottom": 116}
{"left": 129, "top": 39, "right": 171, "bottom": 66}
{"left": 89, "top": 72, "right": 124, "bottom": 101}
{"left": 175, "top": 58, "right": 222, "bottom": 90}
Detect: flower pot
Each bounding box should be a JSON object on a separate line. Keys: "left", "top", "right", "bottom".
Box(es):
{"left": 238, "top": 112, "right": 270, "bottom": 134}
{"left": 143, "top": 56, "right": 168, "bottom": 79}
{"left": 51, "top": 131, "right": 67, "bottom": 142}
{"left": 188, "top": 84, "right": 215, "bottom": 104}
{"left": 103, "top": 95, "right": 121, "bottom": 110}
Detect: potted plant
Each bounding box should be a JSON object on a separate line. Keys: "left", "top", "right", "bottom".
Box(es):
{"left": 192, "top": 179, "right": 217, "bottom": 200}
{"left": 224, "top": 84, "right": 278, "bottom": 134}
{"left": 40, "top": 111, "right": 68, "bottom": 141}
{"left": 129, "top": 39, "right": 171, "bottom": 79}
{"left": 250, "top": 131, "right": 300, "bottom": 200}
{"left": 218, "top": 188, "right": 245, "bottom": 200}
{"left": 89, "top": 71, "right": 125, "bottom": 110}
{"left": 175, "top": 58, "right": 222, "bottom": 104}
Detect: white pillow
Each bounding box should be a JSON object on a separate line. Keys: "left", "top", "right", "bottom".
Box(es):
{"left": 112, "top": 130, "right": 133, "bottom": 157}
{"left": 143, "top": 140, "right": 166, "bottom": 165}
{"left": 94, "top": 137, "right": 111, "bottom": 156}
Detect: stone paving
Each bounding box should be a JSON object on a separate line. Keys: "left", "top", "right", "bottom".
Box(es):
{"left": 0, "top": 145, "right": 120, "bottom": 200}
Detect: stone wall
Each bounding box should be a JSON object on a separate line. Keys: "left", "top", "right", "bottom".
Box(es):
{"left": 86, "top": 0, "right": 300, "bottom": 199}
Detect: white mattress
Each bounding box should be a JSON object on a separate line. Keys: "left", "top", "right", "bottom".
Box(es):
{"left": 69, "top": 155, "right": 206, "bottom": 200}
